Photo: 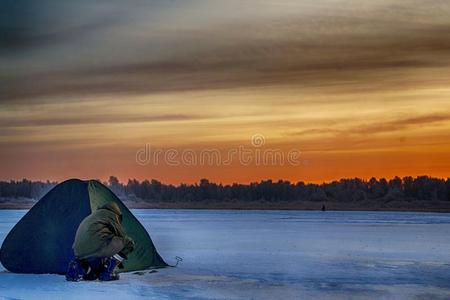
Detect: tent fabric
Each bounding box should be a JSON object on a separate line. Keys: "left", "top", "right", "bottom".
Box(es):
{"left": 0, "top": 179, "right": 167, "bottom": 274}
{"left": 87, "top": 180, "right": 167, "bottom": 272}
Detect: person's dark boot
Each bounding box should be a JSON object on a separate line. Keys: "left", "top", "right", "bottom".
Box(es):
{"left": 82, "top": 266, "right": 99, "bottom": 281}
{"left": 81, "top": 258, "right": 101, "bottom": 281}
{"left": 98, "top": 257, "right": 120, "bottom": 281}
{"left": 66, "top": 259, "right": 86, "bottom": 281}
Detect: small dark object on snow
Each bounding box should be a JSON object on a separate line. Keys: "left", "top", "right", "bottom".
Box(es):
{"left": 321, "top": 205, "right": 326, "bottom": 212}
{"left": 133, "top": 271, "right": 146, "bottom": 276}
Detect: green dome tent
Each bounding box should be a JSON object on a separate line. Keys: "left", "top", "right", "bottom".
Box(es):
{"left": 0, "top": 179, "right": 167, "bottom": 274}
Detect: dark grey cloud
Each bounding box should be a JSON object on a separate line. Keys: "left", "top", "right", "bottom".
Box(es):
{"left": 0, "top": 0, "right": 113, "bottom": 51}
{"left": 354, "top": 114, "right": 450, "bottom": 135}
{"left": 1, "top": 0, "right": 450, "bottom": 102}
{"left": 0, "top": 113, "right": 201, "bottom": 128}
{"left": 0, "top": 19, "right": 117, "bottom": 51}
{"left": 292, "top": 113, "right": 450, "bottom": 137}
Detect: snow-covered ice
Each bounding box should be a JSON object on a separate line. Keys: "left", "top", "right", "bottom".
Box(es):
{"left": 1, "top": 209, "right": 450, "bottom": 299}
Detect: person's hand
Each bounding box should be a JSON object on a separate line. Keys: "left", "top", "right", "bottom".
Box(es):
{"left": 126, "top": 238, "right": 135, "bottom": 252}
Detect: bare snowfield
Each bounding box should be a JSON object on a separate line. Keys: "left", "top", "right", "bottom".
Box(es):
{"left": 1, "top": 209, "right": 450, "bottom": 300}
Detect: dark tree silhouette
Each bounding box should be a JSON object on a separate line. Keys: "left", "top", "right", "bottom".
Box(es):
{"left": 1, "top": 176, "right": 449, "bottom": 209}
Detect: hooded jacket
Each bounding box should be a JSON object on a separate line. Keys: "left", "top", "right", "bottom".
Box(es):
{"left": 73, "top": 203, "right": 133, "bottom": 259}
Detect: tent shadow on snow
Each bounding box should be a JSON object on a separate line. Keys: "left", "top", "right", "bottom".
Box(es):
{"left": 0, "top": 179, "right": 168, "bottom": 274}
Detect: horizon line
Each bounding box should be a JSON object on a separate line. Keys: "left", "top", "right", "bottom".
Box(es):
{"left": 2, "top": 175, "right": 449, "bottom": 187}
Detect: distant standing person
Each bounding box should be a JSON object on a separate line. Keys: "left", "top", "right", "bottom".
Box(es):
{"left": 321, "top": 204, "right": 326, "bottom": 212}
{"left": 66, "top": 203, "right": 135, "bottom": 281}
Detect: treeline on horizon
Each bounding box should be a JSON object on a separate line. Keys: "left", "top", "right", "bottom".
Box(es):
{"left": 1, "top": 176, "right": 449, "bottom": 203}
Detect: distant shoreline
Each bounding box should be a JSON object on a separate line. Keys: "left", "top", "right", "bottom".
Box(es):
{"left": 2, "top": 176, "right": 449, "bottom": 213}
{"left": 2, "top": 200, "right": 450, "bottom": 213}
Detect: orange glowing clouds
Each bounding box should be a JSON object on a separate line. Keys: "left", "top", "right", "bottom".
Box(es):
{"left": 1, "top": 0, "right": 450, "bottom": 183}
{"left": 1, "top": 86, "right": 450, "bottom": 184}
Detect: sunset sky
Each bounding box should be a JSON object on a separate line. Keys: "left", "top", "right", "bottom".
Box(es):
{"left": 1, "top": 0, "right": 450, "bottom": 184}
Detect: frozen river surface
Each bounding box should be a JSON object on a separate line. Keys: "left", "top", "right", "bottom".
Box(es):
{"left": 1, "top": 209, "right": 450, "bottom": 299}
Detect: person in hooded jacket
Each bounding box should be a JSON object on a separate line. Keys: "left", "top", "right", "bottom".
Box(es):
{"left": 66, "top": 202, "right": 135, "bottom": 281}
